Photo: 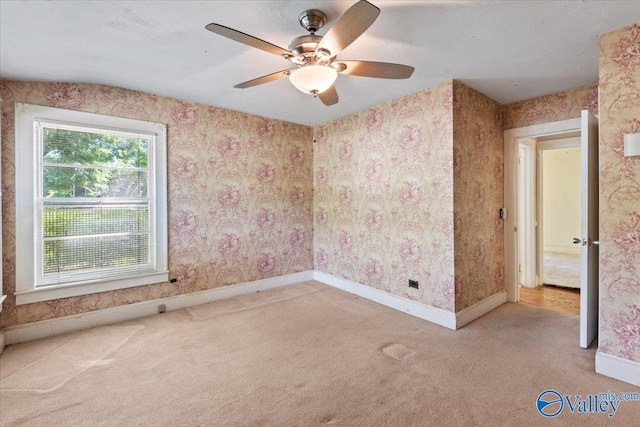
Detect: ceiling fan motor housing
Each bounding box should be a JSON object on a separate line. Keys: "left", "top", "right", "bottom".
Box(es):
{"left": 298, "top": 9, "right": 327, "bottom": 34}
{"left": 288, "top": 35, "right": 321, "bottom": 56}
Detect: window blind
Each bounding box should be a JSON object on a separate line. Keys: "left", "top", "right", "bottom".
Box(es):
{"left": 34, "top": 121, "right": 156, "bottom": 286}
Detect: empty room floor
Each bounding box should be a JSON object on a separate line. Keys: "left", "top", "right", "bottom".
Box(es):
{"left": 1, "top": 281, "right": 637, "bottom": 426}
{"left": 543, "top": 251, "right": 581, "bottom": 288}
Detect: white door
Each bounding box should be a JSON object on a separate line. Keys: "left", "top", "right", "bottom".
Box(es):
{"left": 580, "top": 110, "right": 599, "bottom": 349}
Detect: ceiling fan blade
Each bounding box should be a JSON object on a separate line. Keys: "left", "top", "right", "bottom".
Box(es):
{"left": 234, "top": 69, "right": 296, "bottom": 89}
{"left": 205, "top": 23, "right": 291, "bottom": 58}
{"left": 318, "top": 85, "right": 339, "bottom": 106}
{"left": 335, "top": 60, "right": 414, "bottom": 79}
{"left": 316, "top": 0, "right": 380, "bottom": 57}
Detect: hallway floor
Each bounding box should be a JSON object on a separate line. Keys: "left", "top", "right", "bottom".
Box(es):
{"left": 519, "top": 284, "right": 580, "bottom": 315}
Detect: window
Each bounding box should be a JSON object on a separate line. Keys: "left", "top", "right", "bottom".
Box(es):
{"left": 15, "top": 103, "right": 168, "bottom": 304}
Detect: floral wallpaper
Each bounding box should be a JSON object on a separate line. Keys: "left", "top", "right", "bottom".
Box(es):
{"left": 0, "top": 49, "right": 626, "bottom": 335}
{"left": 503, "top": 83, "right": 598, "bottom": 129}
{"left": 0, "top": 81, "right": 313, "bottom": 327}
{"left": 452, "top": 82, "right": 505, "bottom": 311}
{"left": 313, "top": 80, "right": 505, "bottom": 313}
{"left": 314, "top": 81, "right": 456, "bottom": 311}
{"left": 598, "top": 23, "right": 640, "bottom": 363}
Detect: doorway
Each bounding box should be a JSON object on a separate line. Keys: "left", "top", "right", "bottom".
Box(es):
{"left": 539, "top": 140, "right": 581, "bottom": 290}
{"left": 504, "top": 112, "right": 599, "bottom": 348}
{"left": 516, "top": 135, "right": 581, "bottom": 315}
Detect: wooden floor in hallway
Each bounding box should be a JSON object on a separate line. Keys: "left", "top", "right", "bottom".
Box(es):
{"left": 519, "top": 285, "right": 580, "bottom": 316}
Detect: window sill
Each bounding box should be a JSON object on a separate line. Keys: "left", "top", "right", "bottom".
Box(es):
{"left": 14, "top": 271, "right": 169, "bottom": 305}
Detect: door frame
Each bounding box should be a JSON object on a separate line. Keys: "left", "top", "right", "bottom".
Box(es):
{"left": 504, "top": 118, "right": 581, "bottom": 302}
{"left": 517, "top": 141, "right": 537, "bottom": 288}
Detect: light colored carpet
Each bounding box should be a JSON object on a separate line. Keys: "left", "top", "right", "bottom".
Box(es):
{"left": 186, "top": 282, "right": 320, "bottom": 320}
{"left": 1, "top": 281, "right": 638, "bottom": 426}
{"left": 543, "top": 251, "right": 581, "bottom": 288}
{"left": 1, "top": 325, "right": 143, "bottom": 393}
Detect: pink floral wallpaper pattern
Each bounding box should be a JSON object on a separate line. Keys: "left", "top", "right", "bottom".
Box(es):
{"left": 452, "top": 82, "right": 505, "bottom": 311}
{"left": 0, "top": 81, "right": 313, "bottom": 328}
{"left": 314, "top": 80, "right": 506, "bottom": 313}
{"left": 0, "top": 73, "right": 615, "bottom": 331}
{"left": 503, "top": 83, "right": 598, "bottom": 129}
{"left": 314, "top": 81, "right": 456, "bottom": 311}
{"left": 598, "top": 23, "right": 640, "bottom": 363}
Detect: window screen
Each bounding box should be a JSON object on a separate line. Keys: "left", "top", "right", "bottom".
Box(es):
{"left": 35, "top": 121, "right": 156, "bottom": 285}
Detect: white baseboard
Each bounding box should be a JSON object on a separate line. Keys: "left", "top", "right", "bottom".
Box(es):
{"left": 313, "top": 271, "right": 457, "bottom": 330}
{"left": 596, "top": 350, "right": 640, "bottom": 387}
{"left": 4, "top": 271, "right": 508, "bottom": 345}
{"left": 4, "top": 271, "right": 314, "bottom": 345}
{"left": 455, "top": 291, "right": 507, "bottom": 328}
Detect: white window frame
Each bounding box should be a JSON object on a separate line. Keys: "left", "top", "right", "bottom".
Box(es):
{"left": 15, "top": 103, "right": 168, "bottom": 305}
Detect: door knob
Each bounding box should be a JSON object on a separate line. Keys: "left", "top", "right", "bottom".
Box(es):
{"left": 573, "top": 238, "right": 581, "bottom": 244}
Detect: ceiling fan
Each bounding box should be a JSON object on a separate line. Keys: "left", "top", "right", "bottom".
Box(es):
{"left": 205, "top": 0, "right": 414, "bottom": 106}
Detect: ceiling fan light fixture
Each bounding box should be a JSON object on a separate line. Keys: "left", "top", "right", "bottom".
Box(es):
{"left": 289, "top": 65, "right": 338, "bottom": 94}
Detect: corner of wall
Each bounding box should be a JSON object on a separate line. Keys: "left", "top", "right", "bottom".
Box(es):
{"left": 455, "top": 290, "right": 507, "bottom": 328}
{"left": 451, "top": 83, "right": 505, "bottom": 312}
{"left": 311, "top": 80, "right": 457, "bottom": 312}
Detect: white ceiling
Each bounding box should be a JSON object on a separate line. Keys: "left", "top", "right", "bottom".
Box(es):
{"left": 1, "top": 1, "right": 638, "bottom": 127}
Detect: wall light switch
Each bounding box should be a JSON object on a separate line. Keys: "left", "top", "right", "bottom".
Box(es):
{"left": 624, "top": 133, "right": 640, "bottom": 157}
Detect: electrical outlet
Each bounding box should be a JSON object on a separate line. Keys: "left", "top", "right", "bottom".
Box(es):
{"left": 408, "top": 279, "right": 419, "bottom": 289}
{"left": 158, "top": 304, "right": 166, "bottom": 314}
